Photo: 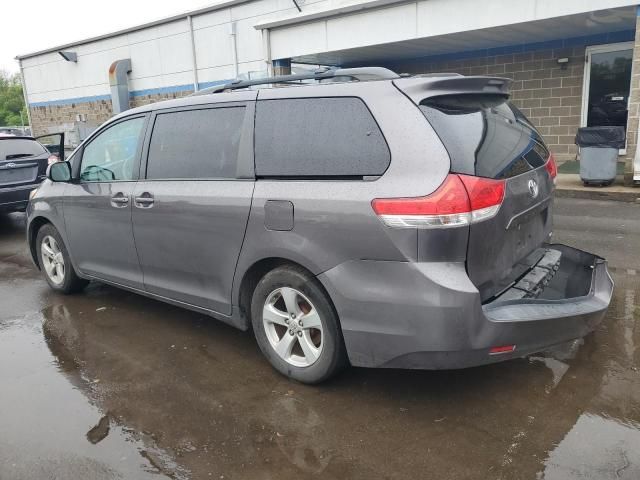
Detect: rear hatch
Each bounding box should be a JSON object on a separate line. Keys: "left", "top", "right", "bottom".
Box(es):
{"left": 0, "top": 137, "right": 50, "bottom": 188}
{"left": 394, "top": 76, "right": 557, "bottom": 302}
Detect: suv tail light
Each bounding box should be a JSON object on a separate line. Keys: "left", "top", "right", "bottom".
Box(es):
{"left": 372, "top": 174, "right": 505, "bottom": 229}
{"left": 545, "top": 154, "right": 557, "bottom": 182}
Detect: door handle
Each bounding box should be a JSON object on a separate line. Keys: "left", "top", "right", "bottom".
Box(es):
{"left": 110, "top": 193, "right": 129, "bottom": 208}
{"left": 134, "top": 192, "right": 154, "bottom": 208}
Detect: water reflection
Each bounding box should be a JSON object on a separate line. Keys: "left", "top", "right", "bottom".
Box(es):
{"left": 0, "top": 306, "right": 188, "bottom": 480}
{"left": 541, "top": 413, "right": 640, "bottom": 479}
{"left": 33, "top": 269, "right": 640, "bottom": 480}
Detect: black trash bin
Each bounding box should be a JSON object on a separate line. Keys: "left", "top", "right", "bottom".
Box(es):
{"left": 575, "top": 126, "right": 625, "bottom": 186}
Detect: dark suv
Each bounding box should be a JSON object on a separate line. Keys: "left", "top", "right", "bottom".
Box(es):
{"left": 27, "top": 68, "right": 613, "bottom": 383}
{"left": 1, "top": 133, "right": 64, "bottom": 212}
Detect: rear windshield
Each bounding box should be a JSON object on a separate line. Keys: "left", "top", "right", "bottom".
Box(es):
{"left": 0, "top": 139, "right": 47, "bottom": 161}
{"left": 419, "top": 96, "right": 549, "bottom": 179}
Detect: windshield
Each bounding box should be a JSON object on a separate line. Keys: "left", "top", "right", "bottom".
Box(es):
{"left": 0, "top": 139, "right": 47, "bottom": 161}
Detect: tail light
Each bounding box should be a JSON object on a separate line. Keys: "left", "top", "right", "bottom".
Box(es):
{"left": 371, "top": 174, "right": 505, "bottom": 229}
{"left": 545, "top": 154, "right": 557, "bottom": 182}
{"left": 47, "top": 154, "right": 59, "bottom": 165}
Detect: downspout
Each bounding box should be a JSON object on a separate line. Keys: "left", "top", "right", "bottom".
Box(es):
{"left": 108, "top": 59, "right": 132, "bottom": 115}
{"left": 261, "top": 28, "right": 273, "bottom": 76}
{"left": 229, "top": 21, "right": 239, "bottom": 79}
{"left": 17, "top": 59, "right": 32, "bottom": 132}
{"left": 634, "top": 133, "right": 640, "bottom": 182}
{"left": 187, "top": 15, "right": 199, "bottom": 91}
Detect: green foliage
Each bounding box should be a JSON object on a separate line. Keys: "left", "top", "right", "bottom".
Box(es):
{"left": 0, "top": 71, "right": 28, "bottom": 127}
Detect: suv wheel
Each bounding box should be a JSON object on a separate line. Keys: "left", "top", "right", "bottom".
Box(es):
{"left": 251, "top": 265, "right": 347, "bottom": 384}
{"left": 36, "top": 224, "right": 88, "bottom": 294}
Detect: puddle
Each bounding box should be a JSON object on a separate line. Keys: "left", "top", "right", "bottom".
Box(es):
{"left": 0, "top": 310, "right": 190, "bottom": 480}
{"left": 541, "top": 414, "right": 640, "bottom": 479}
{"left": 1, "top": 202, "right": 640, "bottom": 480}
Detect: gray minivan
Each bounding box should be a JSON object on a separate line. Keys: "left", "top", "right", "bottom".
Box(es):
{"left": 27, "top": 68, "right": 613, "bottom": 383}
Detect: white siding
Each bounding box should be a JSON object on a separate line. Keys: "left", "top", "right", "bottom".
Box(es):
{"left": 20, "top": 0, "right": 638, "bottom": 105}
{"left": 21, "top": 0, "right": 310, "bottom": 105}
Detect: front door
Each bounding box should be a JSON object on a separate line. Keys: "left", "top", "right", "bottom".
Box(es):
{"left": 132, "top": 103, "right": 255, "bottom": 315}
{"left": 582, "top": 42, "right": 633, "bottom": 153}
{"left": 63, "top": 115, "right": 147, "bottom": 288}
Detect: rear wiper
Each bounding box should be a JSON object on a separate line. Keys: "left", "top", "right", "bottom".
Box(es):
{"left": 4, "top": 153, "right": 34, "bottom": 160}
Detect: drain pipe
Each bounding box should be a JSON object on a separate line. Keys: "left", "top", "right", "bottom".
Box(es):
{"left": 634, "top": 131, "right": 640, "bottom": 183}
{"left": 229, "top": 22, "right": 239, "bottom": 79}
{"left": 260, "top": 28, "right": 273, "bottom": 76}
{"left": 187, "top": 15, "right": 199, "bottom": 91}
{"left": 109, "top": 59, "right": 132, "bottom": 115}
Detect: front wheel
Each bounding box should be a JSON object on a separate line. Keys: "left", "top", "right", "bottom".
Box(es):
{"left": 251, "top": 265, "right": 347, "bottom": 384}
{"left": 36, "top": 224, "right": 88, "bottom": 294}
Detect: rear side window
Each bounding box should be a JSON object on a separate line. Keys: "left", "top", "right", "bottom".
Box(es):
{"left": 255, "top": 97, "right": 390, "bottom": 177}
{"left": 0, "top": 139, "right": 47, "bottom": 160}
{"left": 419, "top": 96, "right": 549, "bottom": 179}
{"left": 146, "top": 107, "right": 245, "bottom": 180}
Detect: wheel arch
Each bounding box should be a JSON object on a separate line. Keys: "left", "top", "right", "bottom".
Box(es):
{"left": 235, "top": 257, "right": 339, "bottom": 331}
{"left": 28, "top": 216, "right": 54, "bottom": 269}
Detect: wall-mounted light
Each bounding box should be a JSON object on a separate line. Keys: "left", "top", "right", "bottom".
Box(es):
{"left": 58, "top": 51, "right": 77, "bottom": 62}
{"left": 557, "top": 57, "right": 570, "bottom": 70}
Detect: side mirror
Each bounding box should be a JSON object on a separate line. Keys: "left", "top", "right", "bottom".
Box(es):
{"left": 47, "top": 161, "right": 72, "bottom": 182}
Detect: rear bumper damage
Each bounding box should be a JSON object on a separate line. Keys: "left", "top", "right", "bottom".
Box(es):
{"left": 319, "top": 244, "right": 613, "bottom": 369}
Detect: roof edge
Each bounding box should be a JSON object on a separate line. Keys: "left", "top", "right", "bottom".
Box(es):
{"left": 16, "top": 0, "right": 251, "bottom": 61}
{"left": 253, "top": 0, "right": 406, "bottom": 30}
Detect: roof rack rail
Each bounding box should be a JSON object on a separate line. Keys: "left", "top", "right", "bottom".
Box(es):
{"left": 192, "top": 67, "right": 399, "bottom": 95}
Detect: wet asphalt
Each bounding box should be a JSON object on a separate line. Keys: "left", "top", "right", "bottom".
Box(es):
{"left": 0, "top": 197, "right": 639, "bottom": 480}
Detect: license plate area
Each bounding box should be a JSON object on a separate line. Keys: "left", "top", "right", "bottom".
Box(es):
{"left": 0, "top": 163, "right": 38, "bottom": 186}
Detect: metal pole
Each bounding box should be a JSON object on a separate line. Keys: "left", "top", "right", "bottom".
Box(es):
{"left": 187, "top": 15, "right": 199, "bottom": 91}
{"left": 230, "top": 22, "right": 239, "bottom": 79}
{"left": 17, "top": 59, "right": 32, "bottom": 132}
{"left": 261, "top": 29, "right": 273, "bottom": 76}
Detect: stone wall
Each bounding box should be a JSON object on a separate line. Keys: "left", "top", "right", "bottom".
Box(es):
{"left": 28, "top": 89, "right": 194, "bottom": 146}
{"left": 388, "top": 46, "right": 587, "bottom": 163}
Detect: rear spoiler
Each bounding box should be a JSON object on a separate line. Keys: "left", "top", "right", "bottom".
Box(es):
{"left": 393, "top": 75, "right": 512, "bottom": 105}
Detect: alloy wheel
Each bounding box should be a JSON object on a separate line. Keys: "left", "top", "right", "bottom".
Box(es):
{"left": 262, "top": 287, "right": 324, "bottom": 367}
{"left": 41, "top": 235, "right": 65, "bottom": 285}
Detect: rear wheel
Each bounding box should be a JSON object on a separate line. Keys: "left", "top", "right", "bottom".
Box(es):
{"left": 251, "top": 265, "right": 347, "bottom": 384}
{"left": 36, "top": 224, "right": 88, "bottom": 294}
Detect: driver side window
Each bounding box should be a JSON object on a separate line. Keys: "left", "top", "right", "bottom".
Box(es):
{"left": 80, "top": 117, "right": 145, "bottom": 182}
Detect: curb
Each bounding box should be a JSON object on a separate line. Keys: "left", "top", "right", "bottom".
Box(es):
{"left": 555, "top": 187, "right": 640, "bottom": 203}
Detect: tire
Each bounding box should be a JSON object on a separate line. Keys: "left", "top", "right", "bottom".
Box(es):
{"left": 36, "top": 224, "right": 88, "bottom": 294}
{"left": 251, "top": 265, "right": 347, "bottom": 384}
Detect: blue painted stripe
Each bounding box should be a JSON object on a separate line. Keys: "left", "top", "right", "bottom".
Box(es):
{"left": 29, "top": 28, "right": 636, "bottom": 107}
{"left": 29, "top": 78, "right": 233, "bottom": 108}
{"left": 388, "top": 29, "right": 635, "bottom": 66}
{"left": 30, "top": 94, "right": 112, "bottom": 107}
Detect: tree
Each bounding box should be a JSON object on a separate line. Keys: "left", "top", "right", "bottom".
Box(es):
{"left": 0, "top": 71, "right": 28, "bottom": 127}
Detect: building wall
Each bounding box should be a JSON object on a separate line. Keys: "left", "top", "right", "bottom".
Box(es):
{"left": 265, "top": 0, "right": 638, "bottom": 61}
{"left": 21, "top": 0, "right": 329, "bottom": 142}
{"left": 29, "top": 90, "right": 194, "bottom": 145}
{"left": 625, "top": 15, "right": 640, "bottom": 183}
{"left": 389, "top": 46, "right": 586, "bottom": 162}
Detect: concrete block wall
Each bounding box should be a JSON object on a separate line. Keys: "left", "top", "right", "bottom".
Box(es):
{"left": 29, "top": 90, "right": 194, "bottom": 144}
{"left": 625, "top": 15, "right": 640, "bottom": 183}
{"left": 389, "top": 46, "right": 586, "bottom": 162}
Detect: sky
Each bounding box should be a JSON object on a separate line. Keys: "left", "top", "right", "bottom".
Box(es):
{"left": 0, "top": 0, "right": 218, "bottom": 74}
